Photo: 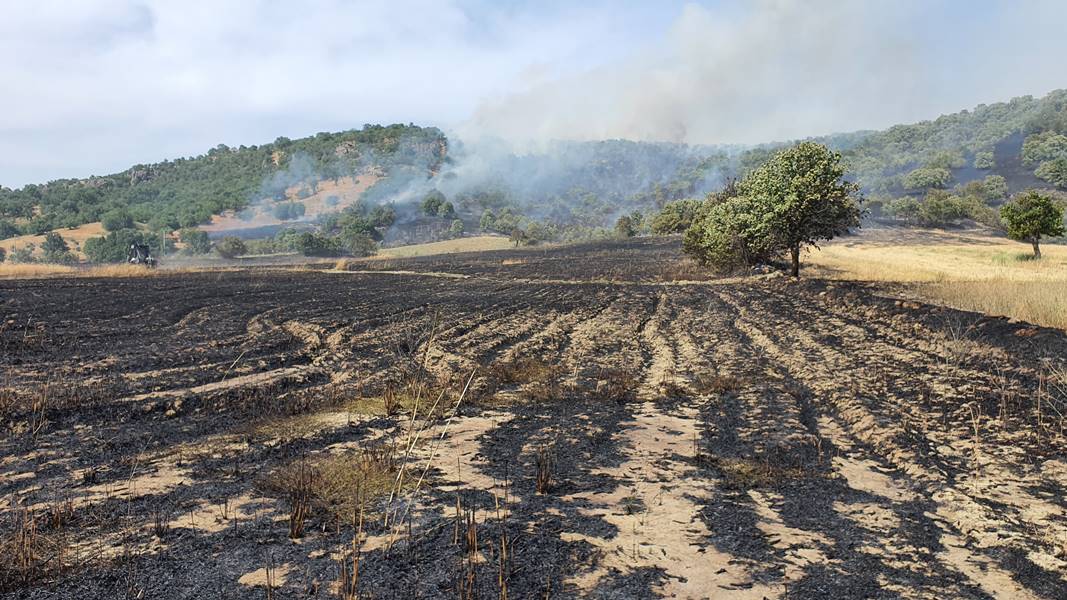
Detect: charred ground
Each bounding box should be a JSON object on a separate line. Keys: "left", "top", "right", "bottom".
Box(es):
{"left": 1, "top": 238, "right": 1066, "bottom": 599}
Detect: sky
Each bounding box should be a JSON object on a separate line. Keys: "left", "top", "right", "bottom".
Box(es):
{"left": 2, "top": 0, "right": 1066, "bottom": 187}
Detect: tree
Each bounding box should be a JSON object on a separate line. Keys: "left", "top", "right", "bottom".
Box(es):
{"left": 180, "top": 228, "right": 212, "bottom": 254}
{"left": 1035, "top": 157, "right": 1067, "bottom": 188}
{"left": 614, "top": 215, "right": 636, "bottom": 238}
{"left": 449, "top": 219, "right": 464, "bottom": 238}
{"left": 902, "top": 166, "right": 951, "bottom": 191}
{"left": 215, "top": 236, "right": 247, "bottom": 258}
{"left": 42, "top": 232, "right": 74, "bottom": 263}
{"left": 0, "top": 247, "right": 6, "bottom": 262}
{"left": 973, "top": 151, "right": 995, "bottom": 170}
{"left": 421, "top": 190, "right": 446, "bottom": 216}
{"left": 101, "top": 209, "right": 134, "bottom": 232}
{"left": 1000, "top": 190, "right": 1065, "bottom": 258}
{"left": 651, "top": 199, "right": 702, "bottom": 234}
{"left": 479, "top": 209, "right": 495, "bottom": 232}
{"left": 734, "top": 142, "right": 862, "bottom": 277}
{"left": 0, "top": 219, "right": 21, "bottom": 240}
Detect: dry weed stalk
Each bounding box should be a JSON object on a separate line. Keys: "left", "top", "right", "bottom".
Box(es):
{"left": 534, "top": 445, "right": 553, "bottom": 495}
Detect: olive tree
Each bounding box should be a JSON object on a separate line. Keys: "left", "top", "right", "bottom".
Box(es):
{"left": 737, "top": 142, "right": 862, "bottom": 277}
{"left": 1000, "top": 190, "right": 1065, "bottom": 258}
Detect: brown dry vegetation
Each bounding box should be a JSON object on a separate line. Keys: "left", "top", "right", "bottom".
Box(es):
{"left": 1, "top": 237, "right": 1066, "bottom": 599}
{"left": 809, "top": 227, "right": 1067, "bottom": 329}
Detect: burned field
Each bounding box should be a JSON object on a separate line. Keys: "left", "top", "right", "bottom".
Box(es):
{"left": 2, "top": 238, "right": 1066, "bottom": 599}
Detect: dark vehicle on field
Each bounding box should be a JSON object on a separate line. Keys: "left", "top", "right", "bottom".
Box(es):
{"left": 127, "top": 243, "right": 157, "bottom": 267}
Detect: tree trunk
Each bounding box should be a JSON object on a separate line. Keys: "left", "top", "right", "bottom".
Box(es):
{"left": 790, "top": 244, "right": 800, "bottom": 278}
{"left": 1032, "top": 238, "right": 1042, "bottom": 259}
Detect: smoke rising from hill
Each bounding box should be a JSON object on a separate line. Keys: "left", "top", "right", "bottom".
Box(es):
{"left": 463, "top": 0, "right": 1067, "bottom": 147}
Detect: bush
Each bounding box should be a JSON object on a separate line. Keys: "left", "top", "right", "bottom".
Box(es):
{"left": 651, "top": 199, "right": 702, "bottom": 234}
{"left": 215, "top": 236, "right": 247, "bottom": 258}
{"left": 0, "top": 247, "right": 6, "bottom": 262}
{"left": 9, "top": 245, "right": 36, "bottom": 263}
{"left": 902, "top": 167, "right": 951, "bottom": 190}
{"left": 343, "top": 232, "right": 377, "bottom": 257}
{"left": 41, "top": 232, "right": 75, "bottom": 263}
{"left": 449, "top": 219, "right": 464, "bottom": 238}
{"left": 0, "top": 220, "right": 19, "bottom": 240}
{"left": 292, "top": 232, "right": 341, "bottom": 257}
{"left": 973, "top": 151, "right": 995, "bottom": 170}
{"left": 683, "top": 195, "right": 774, "bottom": 270}
{"left": 101, "top": 209, "right": 134, "bottom": 232}
{"left": 179, "top": 228, "right": 212, "bottom": 254}
{"left": 273, "top": 202, "right": 306, "bottom": 221}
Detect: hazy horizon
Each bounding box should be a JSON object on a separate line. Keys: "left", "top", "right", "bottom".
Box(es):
{"left": 3, "top": 0, "right": 1067, "bottom": 187}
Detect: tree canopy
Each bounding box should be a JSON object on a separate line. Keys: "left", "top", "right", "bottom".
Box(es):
{"left": 1000, "top": 190, "right": 1065, "bottom": 258}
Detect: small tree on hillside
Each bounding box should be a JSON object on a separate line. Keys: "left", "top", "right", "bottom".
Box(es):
{"left": 179, "top": 228, "right": 212, "bottom": 254}
{"left": 737, "top": 142, "right": 862, "bottom": 277}
{"left": 42, "top": 232, "right": 74, "bottom": 263}
{"left": 1000, "top": 190, "right": 1065, "bottom": 258}
{"left": 215, "top": 236, "right": 247, "bottom": 258}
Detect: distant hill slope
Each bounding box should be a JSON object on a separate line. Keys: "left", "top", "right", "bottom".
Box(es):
{"left": 2, "top": 89, "right": 1066, "bottom": 249}
{"left": 0, "top": 124, "right": 446, "bottom": 236}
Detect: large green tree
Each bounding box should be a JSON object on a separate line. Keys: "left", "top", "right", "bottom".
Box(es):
{"left": 737, "top": 142, "right": 862, "bottom": 277}
{"left": 1000, "top": 190, "right": 1065, "bottom": 258}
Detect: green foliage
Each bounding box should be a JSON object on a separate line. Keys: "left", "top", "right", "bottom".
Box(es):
{"left": 83, "top": 229, "right": 161, "bottom": 263}
{"left": 614, "top": 215, "right": 637, "bottom": 238}
{"left": 290, "top": 232, "right": 341, "bottom": 257}
{"left": 273, "top": 202, "right": 306, "bottom": 221}
{"left": 973, "top": 151, "right": 995, "bottom": 170}
{"left": 682, "top": 195, "right": 775, "bottom": 271}
{"left": 1035, "top": 157, "right": 1067, "bottom": 188}
{"left": 437, "top": 201, "right": 456, "bottom": 219}
{"left": 448, "top": 219, "right": 464, "bottom": 238}
{"left": 902, "top": 167, "right": 952, "bottom": 190}
{"left": 0, "top": 124, "right": 446, "bottom": 233}
{"left": 342, "top": 232, "right": 378, "bottom": 257}
{"left": 684, "top": 142, "right": 861, "bottom": 276}
{"left": 479, "top": 209, "right": 495, "bottom": 232}
{"left": 9, "top": 244, "right": 36, "bottom": 263}
{"left": 650, "top": 199, "right": 702, "bottom": 234}
{"left": 215, "top": 236, "right": 247, "bottom": 259}
{"left": 1022, "top": 131, "right": 1067, "bottom": 166}
{"left": 41, "top": 232, "right": 75, "bottom": 263}
{"left": 101, "top": 209, "right": 134, "bottom": 232}
{"left": 0, "top": 219, "right": 19, "bottom": 240}
{"left": 368, "top": 204, "right": 396, "bottom": 228}
{"left": 0, "top": 247, "right": 5, "bottom": 262}
{"left": 179, "top": 228, "right": 212, "bottom": 254}
{"left": 421, "top": 190, "right": 446, "bottom": 216}
{"left": 1000, "top": 190, "right": 1065, "bottom": 257}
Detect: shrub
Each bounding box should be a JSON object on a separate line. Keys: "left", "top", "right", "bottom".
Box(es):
{"left": 101, "top": 209, "right": 134, "bottom": 232}
{"left": 651, "top": 199, "right": 702, "bottom": 234}
{"left": 179, "top": 228, "right": 212, "bottom": 254}
{"left": 449, "top": 219, "right": 464, "bottom": 238}
{"left": 273, "top": 202, "right": 306, "bottom": 221}
{"left": 215, "top": 236, "right": 247, "bottom": 258}
{"left": 41, "top": 232, "right": 74, "bottom": 263}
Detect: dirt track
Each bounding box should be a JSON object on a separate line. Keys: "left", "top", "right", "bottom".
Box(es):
{"left": 2, "top": 238, "right": 1066, "bottom": 599}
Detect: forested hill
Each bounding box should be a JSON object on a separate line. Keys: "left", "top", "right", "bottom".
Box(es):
{"left": 824, "top": 88, "right": 1067, "bottom": 197}
{"left": 0, "top": 124, "right": 447, "bottom": 235}
{"left": 2, "top": 88, "right": 1067, "bottom": 244}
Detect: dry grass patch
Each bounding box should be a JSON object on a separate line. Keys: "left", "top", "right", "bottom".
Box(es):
{"left": 376, "top": 236, "right": 514, "bottom": 259}
{"left": 0, "top": 263, "right": 77, "bottom": 278}
{"left": 808, "top": 229, "right": 1067, "bottom": 330}
{"left": 920, "top": 281, "right": 1067, "bottom": 330}
{"left": 259, "top": 446, "right": 401, "bottom": 536}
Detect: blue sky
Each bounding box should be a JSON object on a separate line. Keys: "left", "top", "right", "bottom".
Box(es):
{"left": 1, "top": 0, "right": 1065, "bottom": 187}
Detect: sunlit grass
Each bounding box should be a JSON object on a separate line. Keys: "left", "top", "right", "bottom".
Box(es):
{"left": 807, "top": 228, "right": 1067, "bottom": 329}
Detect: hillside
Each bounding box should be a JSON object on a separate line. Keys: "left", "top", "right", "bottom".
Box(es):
{"left": 2, "top": 89, "right": 1067, "bottom": 260}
